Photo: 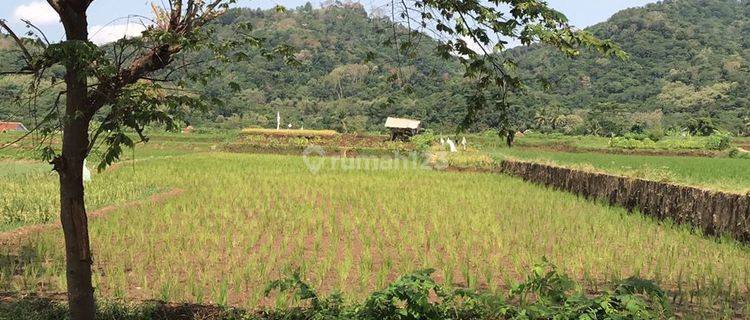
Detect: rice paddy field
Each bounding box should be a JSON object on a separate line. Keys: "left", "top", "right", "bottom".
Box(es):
{"left": 490, "top": 148, "right": 750, "bottom": 194}
{"left": 477, "top": 132, "right": 742, "bottom": 153}
{"left": 0, "top": 131, "right": 234, "bottom": 161}
{"left": 0, "top": 133, "right": 231, "bottom": 232}
{"left": 0, "top": 133, "right": 749, "bottom": 318}
{"left": 462, "top": 133, "right": 750, "bottom": 194}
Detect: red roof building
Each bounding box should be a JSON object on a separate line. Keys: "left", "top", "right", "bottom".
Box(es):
{"left": 0, "top": 122, "right": 28, "bottom": 132}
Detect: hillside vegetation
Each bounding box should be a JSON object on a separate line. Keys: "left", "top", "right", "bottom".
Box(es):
{"left": 0, "top": 3, "right": 466, "bottom": 133}
{"left": 179, "top": 3, "right": 468, "bottom": 132}
{"left": 1, "top": 0, "right": 749, "bottom": 136}
{"left": 510, "top": 0, "right": 750, "bottom": 136}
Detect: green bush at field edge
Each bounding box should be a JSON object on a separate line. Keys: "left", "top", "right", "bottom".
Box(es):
{"left": 609, "top": 133, "right": 732, "bottom": 151}
{"left": 728, "top": 148, "right": 750, "bottom": 159}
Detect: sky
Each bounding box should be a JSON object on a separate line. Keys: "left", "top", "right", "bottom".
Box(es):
{"left": 0, "top": 0, "right": 656, "bottom": 45}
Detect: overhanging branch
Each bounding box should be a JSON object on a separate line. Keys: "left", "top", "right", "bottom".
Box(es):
{"left": 0, "top": 20, "right": 35, "bottom": 68}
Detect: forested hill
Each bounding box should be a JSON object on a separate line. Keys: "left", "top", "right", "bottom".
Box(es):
{"left": 1, "top": 0, "right": 749, "bottom": 135}
{"left": 187, "top": 2, "right": 467, "bottom": 132}
{"left": 509, "top": 0, "right": 750, "bottom": 135}
{"left": 0, "top": 3, "right": 468, "bottom": 133}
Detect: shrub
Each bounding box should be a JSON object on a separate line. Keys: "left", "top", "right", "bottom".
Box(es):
{"left": 446, "top": 152, "right": 496, "bottom": 169}
{"left": 646, "top": 128, "right": 665, "bottom": 142}
{"left": 704, "top": 133, "right": 732, "bottom": 151}
{"left": 241, "top": 128, "right": 339, "bottom": 138}
{"left": 264, "top": 259, "right": 673, "bottom": 320}
{"left": 687, "top": 118, "right": 717, "bottom": 136}
{"left": 729, "top": 148, "right": 750, "bottom": 159}
{"left": 481, "top": 130, "right": 498, "bottom": 139}
{"left": 410, "top": 131, "right": 437, "bottom": 152}
{"left": 610, "top": 134, "right": 732, "bottom": 151}
{"left": 621, "top": 132, "right": 649, "bottom": 141}
{"left": 609, "top": 137, "right": 656, "bottom": 149}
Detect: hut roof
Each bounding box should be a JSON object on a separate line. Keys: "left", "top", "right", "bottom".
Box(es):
{"left": 0, "top": 122, "right": 28, "bottom": 132}
{"left": 384, "top": 117, "right": 421, "bottom": 129}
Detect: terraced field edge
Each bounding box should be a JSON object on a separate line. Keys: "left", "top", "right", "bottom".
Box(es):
{"left": 499, "top": 160, "right": 750, "bottom": 242}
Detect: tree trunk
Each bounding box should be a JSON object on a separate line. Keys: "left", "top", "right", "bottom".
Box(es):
{"left": 54, "top": 3, "right": 96, "bottom": 318}
{"left": 58, "top": 118, "right": 96, "bottom": 320}
{"left": 57, "top": 57, "right": 95, "bottom": 320}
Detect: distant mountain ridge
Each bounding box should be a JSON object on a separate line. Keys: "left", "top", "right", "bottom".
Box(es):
{"left": 507, "top": 0, "right": 750, "bottom": 135}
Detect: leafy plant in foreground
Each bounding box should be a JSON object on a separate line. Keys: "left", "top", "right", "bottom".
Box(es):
{"left": 264, "top": 271, "right": 347, "bottom": 319}
{"left": 264, "top": 259, "right": 673, "bottom": 319}
{"left": 506, "top": 258, "right": 673, "bottom": 319}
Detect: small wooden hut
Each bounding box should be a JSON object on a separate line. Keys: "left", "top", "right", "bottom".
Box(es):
{"left": 385, "top": 117, "right": 421, "bottom": 141}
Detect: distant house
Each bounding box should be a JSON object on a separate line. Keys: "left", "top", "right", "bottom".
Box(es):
{"left": 0, "top": 122, "right": 28, "bottom": 133}
{"left": 385, "top": 117, "right": 421, "bottom": 141}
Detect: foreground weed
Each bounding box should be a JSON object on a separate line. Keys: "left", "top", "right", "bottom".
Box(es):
{"left": 265, "top": 259, "right": 673, "bottom": 320}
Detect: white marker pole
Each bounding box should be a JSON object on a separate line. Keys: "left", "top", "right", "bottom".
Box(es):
{"left": 82, "top": 159, "right": 92, "bottom": 182}
{"left": 447, "top": 139, "right": 457, "bottom": 153}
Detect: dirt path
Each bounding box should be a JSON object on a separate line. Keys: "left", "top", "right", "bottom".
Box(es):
{"left": 0, "top": 188, "right": 184, "bottom": 246}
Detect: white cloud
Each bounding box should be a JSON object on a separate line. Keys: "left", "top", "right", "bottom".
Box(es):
{"left": 450, "top": 36, "right": 489, "bottom": 57}
{"left": 461, "top": 36, "right": 487, "bottom": 54}
{"left": 89, "top": 22, "right": 147, "bottom": 45}
{"left": 458, "top": 36, "right": 523, "bottom": 56}
{"left": 13, "top": 1, "right": 59, "bottom": 26}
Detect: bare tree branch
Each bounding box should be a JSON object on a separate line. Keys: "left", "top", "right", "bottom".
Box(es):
{"left": 0, "top": 20, "right": 35, "bottom": 67}
{"left": 88, "top": 1, "right": 234, "bottom": 116}
{"left": 20, "top": 19, "right": 52, "bottom": 46}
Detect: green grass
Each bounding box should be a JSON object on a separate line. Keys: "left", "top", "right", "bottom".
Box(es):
{"left": 0, "top": 160, "right": 169, "bottom": 229}
{"left": 468, "top": 132, "right": 611, "bottom": 150}
{"left": 0, "top": 132, "right": 230, "bottom": 229}
{"left": 0, "top": 153, "right": 747, "bottom": 318}
{"left": 0, "top": 160, "right": 49, "bottom": 178}
{"left": 463, "top": 133, "right": 750, "bottom": 193}
{"left": 0, "top": 131, "right": 235, "bottom": 162}
{"left": 471, "top": 132, "right": 739, "bottom": 154}
{"left": 0, "top": 132, "right": 44, "bottom": 160}
{"left": 515, "top": 133, "right": 611, "bottom": 149}
{"left": 241, "top": 128, "right": 338, "bottom": 138}
{"left": 2, "top": 131, "right": 749, "bottom": 317}
{"left": 736, "top": 137, "right": 750, "bottom": 148}
{"left": 490, "top": 148, "right": 750, "bottom": 193}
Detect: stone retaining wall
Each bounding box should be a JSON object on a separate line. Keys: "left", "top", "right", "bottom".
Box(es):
{"left": 499, "top": 160, "right": 750, "bottom": 242}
